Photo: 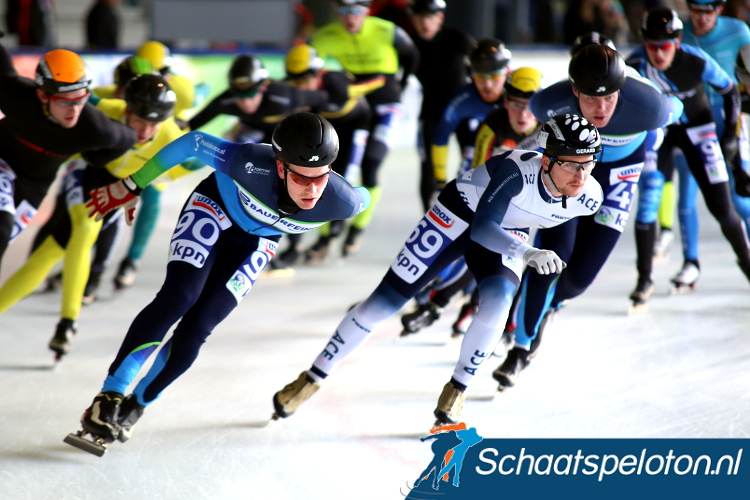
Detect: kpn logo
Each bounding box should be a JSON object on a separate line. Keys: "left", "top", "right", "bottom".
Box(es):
{"left": 402, "top": 423, "right": 484, "bottom": 499}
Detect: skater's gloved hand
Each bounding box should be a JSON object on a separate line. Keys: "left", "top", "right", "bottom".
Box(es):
{"left": 123, "top": 196, "right": 139, "bottom": 226}
{"left": 720, "top": 135, "right": 740, "bottom": 166}
{"left": 86, "top": 177, "right": 142, "bottom": 222}
{"left": 523, "top": 248, "right": 566, "bottom": 275}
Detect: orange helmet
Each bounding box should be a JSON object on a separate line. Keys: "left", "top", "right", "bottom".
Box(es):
{"left": 35, "top": 49, "right": 91, "bottom": 94}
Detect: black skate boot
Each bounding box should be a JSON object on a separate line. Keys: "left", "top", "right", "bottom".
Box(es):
{"left": 81, "top": 272, "right": 101, "bottom": 306}
{"left": 65, "top": 391, "right": 124, "bottom": 456}
{"left": 278, "top": 245, "right": 301, "bottom": 267}
{"left": 342, "top": 226, "right": 364, "bottom": 258}
{"left": 114, "top": 258, "right": 138, "bottom": 290}
{"left": 400, "top": 301, "right": 442, "bottom": 336}
{"left": 433, "top": 380, "right": 466, "bottom": 429}
{"left": 451, "top": 302, "right": 475, "bottom": 338}
{"left": 670, "top": 261, "right": 699, "bottom": 293}
{"left": 49, "top": 318, "right": 77, "bottom": 360}
{"left": 492, "top": 347, "right": 530, "bottom": 391}
{"left": 117, "top": 394, "right": 145, "bottom": 442}
{"left": 304, "top": 236, "right": 332, "bottom": 265}
{"left": 81, "top": 392, "right": 123, "bottom": 442}
{"left": 272, "top": 372, "right": 321, "bottom": 419}
{"left": 628, "top": 277, "right": 653, "bottom": 313}
{"left": 44, "top": 271, "right": 63, "bottom": 292}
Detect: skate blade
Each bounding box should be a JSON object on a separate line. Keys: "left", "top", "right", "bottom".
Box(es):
{"left": 64, "top": 432, "right": 108, "bottom": 457}
{"left": 670, "top": 284, "right": 695, "bottom": 295}
{"left": 262, "top": 268, "right": 295, "bottom": 279}
{"left": 628, "top": 302, "right": 649, "bottom": 314}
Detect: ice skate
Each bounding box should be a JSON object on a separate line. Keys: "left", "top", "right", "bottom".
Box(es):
{"left": 341, "top": 226, "right": 364, "bottom": 258}
{"left": 263, "top": 257, "right": 296, "bottom": 278}
{"left": 114, "top": 258, "right": 138, "bottom": 290}
{"left": 400, "top": 302, "right": 442, "bottom": 337}
{"left": 450, "top": 302, "right": 475, "bottom": 338}
{"left": 117, "top": 394, "right": 145, "bottom": 442}
{"left": 432, "top": 381, "right": 466, "bottom": 429}
{"left": 64, "top": 391, "right": 124, "bottom": 457}
{"left": 49, "top": 318, "right": 77, "bottom": 360}
{"left": 492, "top": 348, "right": 530, "bottom": 392}
{"left": 81, "top": 272, "right": 101, "bottom": 306}
{"left": 304, "top": 236, "right": 332, "bottom": 265}
{"left": 43, "top": 271, "right": 63, "bottom": 293}
{"left": 628, "top": 277, "right": 653, "bottom": 314}
{"left": 271, "top": 371, "right": 320, "bottom": 420}
{"left": 653, "top": 228, "right": 673, "bottom": 261}
{"left": 670, "top": 261, "right": 699, "bottom": 294}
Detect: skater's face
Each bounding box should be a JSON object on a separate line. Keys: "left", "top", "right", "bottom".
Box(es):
{"left": 472, "top": 71, "right": 506, "bottom": 103}
{"left": 572, "top": 88, "right": 618, "bottom": 129}
{"left": 287, "top": 74, "right": 319, "bottom": 90}
{"left": 411, "top": 11, "right": 444, "bottom": 40}
{"left": 277, "top": 161, "right": 331, "bottom": 210}
{"left": 644, "top": 39, "right": 678, "bottom": 71}
{"left": 504, "top": 96, "right": 537, "bottom": 135}
{"left": 338, "top": 4, "right": 369, "bottom": 34}
{"left": 126, "top": 113, "right": 162, "bottom": 144}
{"left": 542, "top": 154, "right": 596, "bottom": 198}
{"left": 689, "top": 5, "right": 721, "bottom": 36}
{"left": 38, "top": 88, "right": 90, "bottom": 128}
{"left": 233, "top": 87, "right": 264, "bottom": 114}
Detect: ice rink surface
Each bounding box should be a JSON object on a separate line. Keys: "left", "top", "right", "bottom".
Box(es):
{"left": 1, "top": 52, "right": 749, "bottom": 499}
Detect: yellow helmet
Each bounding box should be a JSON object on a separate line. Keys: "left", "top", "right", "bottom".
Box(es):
{"left": 135, "top": 41, "right": 173, "bottom": 75}
{"left": 35, "top": 49, "right": 92, "bottom": 94}
{"left": 504, "top": 67, "right": 542, "bottom": 100}
{"left": 285, "top": 44, "right": 324, "bottom": 78}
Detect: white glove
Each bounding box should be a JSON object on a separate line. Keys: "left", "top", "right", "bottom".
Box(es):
{"left": 522, "top": 248, "right": 566, "bottom": 275}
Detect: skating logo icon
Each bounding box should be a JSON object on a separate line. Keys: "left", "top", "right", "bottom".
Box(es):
{"left": 402, "top": 423, "right": 484, "bottom": 498}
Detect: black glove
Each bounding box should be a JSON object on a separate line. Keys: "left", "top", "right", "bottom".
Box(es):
{"left": 732, "top": 164, "right": 750, "bottom": 197}
{"left": 721, "top": 134, "right": 740, "bottom": 166}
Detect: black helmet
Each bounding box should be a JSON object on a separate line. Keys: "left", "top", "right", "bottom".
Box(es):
{"left": 229, "top": 55, "right": 269, "bottom": 96}
{"left": 569, "top": 44, "right": 626, "bottom": 96}
{"left": 570, "top": 31, "right": 616, "bottom": 56}
{"left": 272, "top": 112, "right": 339, "bottom": 167}
{"left": 641, "top": 8, "right": 683, "bottom": 41}
{"left": 409, "top": 0, "right": 446, "bottom": 15}
{"left": 469, "top": 38, "right": 512, "bottom": 74}
{"left": 538, "top": 114, "right": 601, "bottom": 157}
{"left": 124, "top": 74, "right": 176, "bottom": 122}
{"left": 113, "top": 56, "right": 153, "bottom": 87}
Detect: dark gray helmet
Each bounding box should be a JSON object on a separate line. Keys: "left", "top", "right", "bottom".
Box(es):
{"left": 469, "top": 38, "right": 511, "bottom": 74}
{"left": 229, "top": 54, "right": 269, "bottom": 96}
{"left": 538, "top": 114, "right": 601, "bottom": 157}
{"left": 569, "top": 44, "right": 626, "bottom": 96}
{"left": 570, "top": 31, "right": 616, "bottom": 56}
{"left": 641, "top": 8, "right": 683, "bottom": 41}
{"left": 124, "top": 74, "right": 176, "bottom": 122}
{"left": 272, "top": 112, "right": 339, "bottom": 167}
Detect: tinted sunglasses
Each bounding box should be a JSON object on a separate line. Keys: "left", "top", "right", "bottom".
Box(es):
{"left": 338, "top": 5, "right": 369, "bottom": 15}
{"left": 473, "top": 71, "right": 504, "bottom": 82}
{"left": 48, "top": 91, "right": 91, "bottom": 108}
{"left": 645, "top": 40, "right": 676, "bottom": 51}
{"left": 284, "top": 163, "right": 331, "bottom": 187}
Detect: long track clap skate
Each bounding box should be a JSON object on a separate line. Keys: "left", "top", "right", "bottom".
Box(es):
{"left": 628, "top": 278, "right": 653, "bottom": 314}
{"left": 670, "top": 261, "right": 699, "bottom": 294}
{"left": 64, "top": 392, "right": 124, "bottom": 457}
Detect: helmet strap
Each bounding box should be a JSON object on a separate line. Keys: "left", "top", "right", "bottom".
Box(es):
{"left": 277, "top": 171, "right": 302, "bottom": 215}
{"left": 542, "top": 162, "right": 567, "bottom": 209}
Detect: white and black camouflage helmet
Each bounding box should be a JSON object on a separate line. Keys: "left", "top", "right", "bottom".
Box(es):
{"left": 538, "top": 114, "right": 601, "bottom": 157}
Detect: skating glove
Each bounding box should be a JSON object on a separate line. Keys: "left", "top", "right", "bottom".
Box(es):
{"left": 522, "top": 248, "right": 566, "bottom": 275}
{"left": 86, "top": 177, "right": 142, "bottom": 222}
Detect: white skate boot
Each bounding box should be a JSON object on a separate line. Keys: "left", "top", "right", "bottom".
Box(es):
{"left": 670, "top": 261, "right": 699, "bottom": 293}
